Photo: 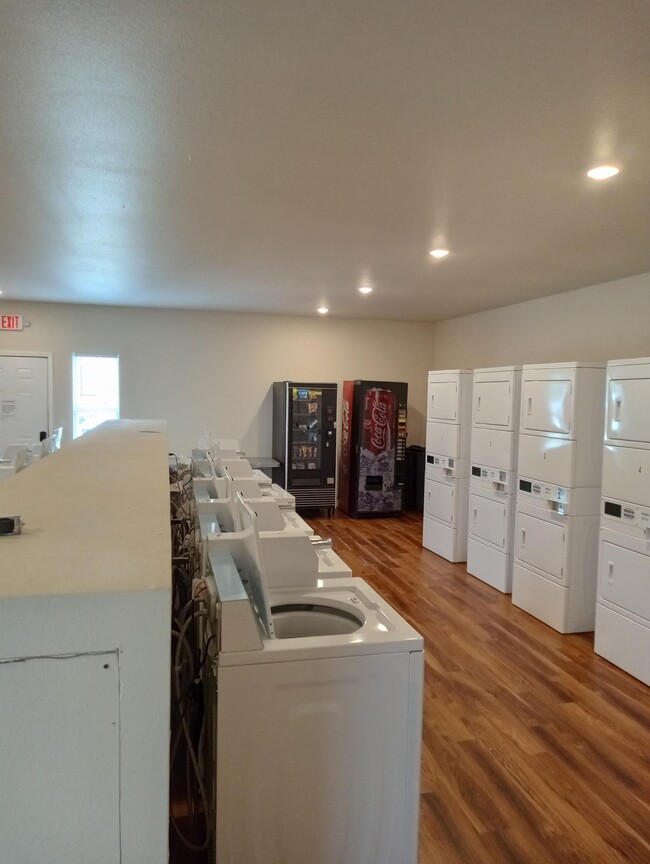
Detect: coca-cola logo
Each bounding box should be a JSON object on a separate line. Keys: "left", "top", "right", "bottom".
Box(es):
{"left": 370, "top": 398, "right": 388, "bottom": 451}
{"left": 342, "top": 398, "right": 350, "bottom": 454}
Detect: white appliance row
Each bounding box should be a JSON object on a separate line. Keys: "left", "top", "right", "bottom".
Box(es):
{"left": 594, "top": 358, "right": 650, "bottom": 686}
{"left": 422, "top": 359, "right": 650, "bottom": 685}
{"left": 422, "top": 366, "right": 523, "bottom": 589}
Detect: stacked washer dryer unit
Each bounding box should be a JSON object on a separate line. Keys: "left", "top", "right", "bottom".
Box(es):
{"left": 512, "top": 362, "right": 606, "bottom": 633}
{"left": 595, "top": 357, "right": 650, "bottom": 686}
{"left": 422, "top": 369, "right": 473, "bottom": 562}
{"left": 467, "top": 366, "right": 522, "bottom": 592}
{"left": 202, "top": 494, "right": 424, "bottom": 864}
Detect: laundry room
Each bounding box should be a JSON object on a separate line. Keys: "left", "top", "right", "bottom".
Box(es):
{"left": 1, "top": 2, "right": 650, "bottom": 863}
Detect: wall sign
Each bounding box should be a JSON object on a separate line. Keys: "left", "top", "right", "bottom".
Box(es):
{"left": 1, "top": 314, "right": 24, "bottom": 331}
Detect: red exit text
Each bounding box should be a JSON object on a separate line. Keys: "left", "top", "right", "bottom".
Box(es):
{"left": 1, "top": 314, "right": 23, "bottom": 331}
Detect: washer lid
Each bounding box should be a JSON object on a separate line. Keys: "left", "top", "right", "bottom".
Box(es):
{"left": 234, "top": 492, "right": 276, "bottom": 639}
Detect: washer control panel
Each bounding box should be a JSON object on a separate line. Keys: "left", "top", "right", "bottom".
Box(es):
{"left": 602, "top": 498, "right": 650, "bottom": 536}
{"left": 518, "top": 478, "right": 571, "bottom": 514}
{"left": 471, "top": 464, "right": 511, "bottom": 491}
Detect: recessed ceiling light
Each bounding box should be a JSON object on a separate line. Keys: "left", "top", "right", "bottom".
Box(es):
{"left": 358, "top": 285, "right": 373, "bottom": 294}
{"left": 317, "top": 306, "right": 329, "bottom": 314}
{"left": 429, "top": 248, "right": 450, "bottom": 258}
{"left": 587, "top": 165, "right": 619, "bottom": 180}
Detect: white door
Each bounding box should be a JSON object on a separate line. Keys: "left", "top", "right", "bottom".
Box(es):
{"left": 606, "top": 376, "right": 650, "bottom": 445}
{"left": 601, "top": 445, "right": 650, "bottom": 505}
{"left": 521, "top": 379, "right": 573, "bottom": 435}
{"left": 0, "top": 652, "right": 121, "bottom": 864}
{"left": 471, "top": 427, "right": 516, "bottom": 471}
{"left": 517, "top": 433, "right": 575, "bottom": 487}
{"left": 424, "top": 477, "right": 455, "bottom": 525}
{"left": 515, "top": 511, "right": 567, "bottom": 582}
{"left": 469, "top": 492, "right": 507, "bottom": 548}
{"left": 0, "top": 354, "right": 50, "bottom": 452}
{"left": 473, "top": 380, "right": 511, "bottom": 427}
{"left": 427, "top": 382, "right": 458, "bottom": 421}
{"left": 426, "top": 421, "right": 462, "bottom": 459}
{"left": 599, "top": 541, "right": 650, "bottom": 623}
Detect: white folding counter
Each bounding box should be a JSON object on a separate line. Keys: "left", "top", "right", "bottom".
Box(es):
{"left": 0, "top": 420, "right": 171, "bottom": 864}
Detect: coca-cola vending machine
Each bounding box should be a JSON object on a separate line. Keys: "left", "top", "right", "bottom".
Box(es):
{"left": 338, "top": 380, "right": 408, "bottom": 517}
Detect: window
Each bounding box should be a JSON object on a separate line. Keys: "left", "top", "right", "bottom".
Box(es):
{"left": 72, "top": 355, "right": 120, "bottom": 439}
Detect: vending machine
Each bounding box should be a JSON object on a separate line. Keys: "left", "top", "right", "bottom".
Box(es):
{"left": 338, "top": 380, "right": 408, "bottom": 517}
{"left": 272, "top": 382, "right": 338, "bottom": 512}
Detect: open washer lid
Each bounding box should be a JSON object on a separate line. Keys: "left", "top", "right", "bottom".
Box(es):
{"left": 234, "top": 492, "right": 276, "bottom": 639}
{"left": 232, "top": 494, "right": 366, "bottom": 644}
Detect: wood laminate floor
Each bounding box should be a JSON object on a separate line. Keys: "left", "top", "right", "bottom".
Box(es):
{"left": 306, "top": 509, "right": 650, "bottom": 864}
{"left": 171, "top": 509, "right": 650, "bottom": 863}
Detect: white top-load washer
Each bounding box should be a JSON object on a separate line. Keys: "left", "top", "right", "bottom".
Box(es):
{"left": 210, "top": 451, "right": 273, "bottom": 488}
{"left": 202, "top": 494, "right": 424, "bottom": 864}
{"left": 193, "top": 460, "right": 306, "bottom": 530}
{"left": 196, "top": 436, "right": 273, "bottom": 486}
{"left": 193, "top": 448, "right": 293, "bottom": 505}
{"left": 467, "top": 366, "right": 521, "bottom": 592}
{"left": 512, "top": 361, "right": 606, "bottom": 632}
{"left": 193, "top": 468, "right": 340, "bottom": 582}
{"left": 595, "top": 357, "right": 650, "bottom": 685}
{"left": 422, "top": 369, "right": 473, "bottom": 562}
{"left": 198, "top": 497, "right": 351, "bottom": 585}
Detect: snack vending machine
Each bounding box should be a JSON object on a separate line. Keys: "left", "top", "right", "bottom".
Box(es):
{"left": 338, "top": 380, "right": 408, "bottom": 517}
{"left": 272, "top": 382, "right": 338, "bottom": 512}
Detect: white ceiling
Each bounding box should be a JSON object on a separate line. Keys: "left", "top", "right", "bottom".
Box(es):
{"left": 1, "top": 0, "right": 649, "bottom": 322}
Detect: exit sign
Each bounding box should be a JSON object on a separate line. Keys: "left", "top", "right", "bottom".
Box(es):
{"left": 1, "top": 314, "right": 23, "bottom": 331}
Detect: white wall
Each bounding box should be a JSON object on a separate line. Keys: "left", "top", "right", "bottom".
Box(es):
{"left": 3, "top": 270, "right": 648, "bottom": 456}
{"left": 431, "top": 272, "right": 650, "bottom": 369}
{"left": 0, "top": 302, "right": 437, "bottom": 454}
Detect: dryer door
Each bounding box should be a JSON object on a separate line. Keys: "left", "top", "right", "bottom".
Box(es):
{"left": 473, "top": 380, "right": 512, "bottom": 428}
{"left": 517, "top": 434, "right": 575, "bottom": 487}
{"left": 425, "top": 477, "right": 455, "bottom": 525}
{"left": 515, "top": 511, "right": 567, "bottom": 582}
{"left": 427, "top": 381, "right": 458, "bottom": 422}
{"left": 606, "top": 375, "right": 650, "bottom": 446}
{"left": 471, "top": 427, "right": 516, "bottom": 471}
{"left": 426, "top": 421, "right": 462, "bottom": 459}
{"left": 521, "top": 378, "right": 573, "bottom": 435}
{"left": 599, "top": 540, "right": 650, "bottom": 623}
{"left": 601, "top": 445, "right": 650, "bottom": 505}
{"left": 469, "top": 492, "right": 507, "bottom": 549}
